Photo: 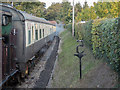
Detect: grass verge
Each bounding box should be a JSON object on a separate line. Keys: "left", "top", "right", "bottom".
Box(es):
{"left": 51, "top": 30, "right": 102, "bottom": 88}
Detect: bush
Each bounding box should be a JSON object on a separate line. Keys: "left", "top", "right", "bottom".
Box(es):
{"left": 66, "top": 23, "right": 72, "bottom": 33}
{"left": 75, "top": 23, "right": 84, "bottom": 40}
{"left": 99, "top": 18, "right": 120, "bottom": 72}
{"left": 75, "top": 20, "right": 93, "bottom": 48}
{"left": 75, "top": 17, "right": 120, "bottom": 73}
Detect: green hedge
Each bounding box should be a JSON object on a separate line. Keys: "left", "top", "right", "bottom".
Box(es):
{"left": 75, "top": 17, "right": 120, "bottom": 73}
{"left": 66, "top": 23, "right": 72, "bottom": 33}
{"left": 75, "top": 20, "right": 93, "bottom": 48}
{"left": 75, "top": 23, "right": 84, "bottom": 40}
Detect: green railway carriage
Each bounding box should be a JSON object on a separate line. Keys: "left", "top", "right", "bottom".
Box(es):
{"left": 0, "top": 3, "right": 56, "bottom": 86}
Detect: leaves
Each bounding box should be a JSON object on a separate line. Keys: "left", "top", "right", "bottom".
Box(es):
{"left": 14, "top": 2, "right": 46, "bottom": 18}
{"left": 75, "top": 2, "right": 120, "bottom": 22}
{"left": 45, "top": 3, "right": 62, "bottom": 20}
{"left": 75, "top": 17, "right": 120, "bottom": 73}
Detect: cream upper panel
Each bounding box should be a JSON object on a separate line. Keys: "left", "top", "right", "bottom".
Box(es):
{"left": 25, "top": 20, "right": 55, "bottom": 47}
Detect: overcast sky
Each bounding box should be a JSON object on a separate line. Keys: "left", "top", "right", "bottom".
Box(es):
{"left": 39, "top": 0, "right": 98, "bottom": 8}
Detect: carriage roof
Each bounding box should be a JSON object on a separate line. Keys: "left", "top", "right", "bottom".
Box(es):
{"left": 18, "top": 11, "right": 50, "bottom": 24}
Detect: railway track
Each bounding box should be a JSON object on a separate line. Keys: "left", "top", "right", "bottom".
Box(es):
{"left": 34, "top": 36, "right": 60, "bottom": 88}
{"left": 3, "top": 36, "right": 60, "bottom": 88}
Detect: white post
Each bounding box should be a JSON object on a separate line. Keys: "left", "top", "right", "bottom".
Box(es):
{"left": 72, "top": 0, "right": 75, "bottom": 37}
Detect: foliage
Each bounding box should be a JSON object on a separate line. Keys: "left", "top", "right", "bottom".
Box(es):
{"left": 44, "top": 1, "right": 72, "bottom": 24}
{"left": 91, "top": 18, "right": 104, "bottom": 57}
{"left": 61, "top": 1, "right": 72, "bottom": 24}
{"left": 94, "top": 2, "right": 120, "bottom": 18}
{"left": 75, "top": 6, "right": 97, "bottom": 22}
{"left": 83, "top": 1, "right": 89, "bottom": 9}
{"left": 75, "top": 2, "right": 120, "bottom": 22}
{"left": 74, "top": 2, "right": 82, "bottom": 17}
{"left": 75, "top": 20, "right": 93, "bottom": 47}
{"left": 45, "top": 3, "right": 62, "bottom": 20}
{"left": 83, "top": 20, "right": 93, "bottom": 47}
{"left": 75, "top": 23, "right": 84, "bottom": 40}
{"left": 75, "top": 17, "right": 120, "bottom": 74}
{"left": 2, "top": 2, "right": 46, "bottom": 18}
{"left": 14, "top": 2, "right": 46, "bottom": 18}
{"left": 99, "top": 18, "right": 120, "bottom": 72}
{"left": 66, "top": 23, "right": 72, "bottom": 33}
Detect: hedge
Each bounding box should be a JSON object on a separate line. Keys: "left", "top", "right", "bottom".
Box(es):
{"left": 74, "top": 17, "right": 120, "bottom": 74}
{"left": 66, "top": 23, "right": 72, "bottom": 33}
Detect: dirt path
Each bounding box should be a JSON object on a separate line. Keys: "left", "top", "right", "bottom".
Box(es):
{"left": 75, "top": 62, "right": 118, "bottom": 88}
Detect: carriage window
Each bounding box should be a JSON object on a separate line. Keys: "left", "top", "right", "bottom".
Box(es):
{"left": 43, "top": 29, "right": 44, "bottom": 37}
{"left": 32, "top": 26, "right": 34, "bottom": 41}
{"left": 35, "top": 30, "right": 38, "bottom": 40}
{"left": 2, "top": 15, "right": 11, "bottom": 26}
{"left": 28, "top": 30, "right": 31, "bottom": 44}
{"left": 39, "top": 29, "right": 41, "bottom": 38}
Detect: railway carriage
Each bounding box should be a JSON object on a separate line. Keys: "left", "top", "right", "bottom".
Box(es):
{"left": 0, "top": 3, "right": 56, "bottom": 86}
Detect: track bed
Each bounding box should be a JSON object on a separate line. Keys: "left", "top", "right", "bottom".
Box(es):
{"left": 14, "top": 36, "right": 60, "bottom": 88}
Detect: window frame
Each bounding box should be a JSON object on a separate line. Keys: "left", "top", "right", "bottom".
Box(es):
{"left": 39, "top": 29, "right": 41, "bottom": 39}
{"left": 28, "top": 30, "right": 31, "bottom": 44}
{"left": 43, "top": 29, "right": 44, "bottom": 38}
{"left": 35, "top": 29, "right": 38, "bottom": 40}
{"left": 2, "top": 14, "right": 12, "bottom": 26}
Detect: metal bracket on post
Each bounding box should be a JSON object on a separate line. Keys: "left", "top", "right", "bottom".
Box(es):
{"left": 74, "top": 40, "right": 86, "bottom": 79}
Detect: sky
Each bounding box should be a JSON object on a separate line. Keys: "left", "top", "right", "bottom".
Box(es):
{"left": 39, "top": 0, "right": 98, "bottom": 8}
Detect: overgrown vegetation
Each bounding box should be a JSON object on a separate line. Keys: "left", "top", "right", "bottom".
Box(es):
{"left": 74, "top": 17, "right": 120, "bottom": 76}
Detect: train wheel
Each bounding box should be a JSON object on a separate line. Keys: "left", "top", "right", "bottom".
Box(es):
{"left": 25, "top": 64, "right": 29, "bottom": 79}
{"left": 28, "top": 61, "right": 31, "bottom": 75}
{"left": 25, "top": 65, "right": 28, "bottom": 74}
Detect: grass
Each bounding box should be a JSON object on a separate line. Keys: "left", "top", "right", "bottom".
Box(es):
{"left": 51, "top": 30, "right": 102, "bottom": 88}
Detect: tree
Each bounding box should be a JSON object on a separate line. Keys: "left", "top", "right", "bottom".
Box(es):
{"left": 62, "top": 0, "right": 68, "bottom": 2}
{"left": 75, "top": 6, "right": 97, "bottom": 22}
{"left": 61, "top": 1, "right": 72, "bottom": 24}
{"left": 94, "top": 2, "right": 120, "bottom": 18}
{"left": 14, "top": 2, "right": 46, "bottom": 18}
{"left": 75, "top": 12, "right": 82, "bottom": 22}
{"left": 75, "top": 2, "right": 82, "bottom": 17}
{"left": 83, "top": 0, "right": 89, "bottom": 9}
{"left": 45, "top": 3, "right": 62, "bottom": 20}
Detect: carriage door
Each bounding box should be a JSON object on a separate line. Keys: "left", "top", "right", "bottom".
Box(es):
{"left": 2, "top": 13, "right": 17, "bottom": 80}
